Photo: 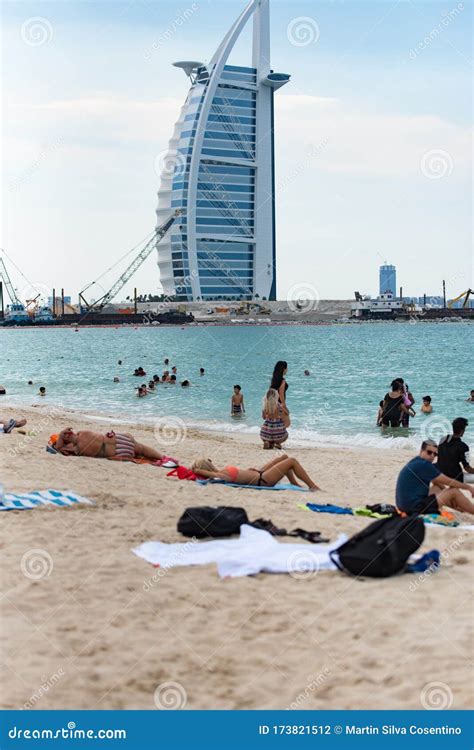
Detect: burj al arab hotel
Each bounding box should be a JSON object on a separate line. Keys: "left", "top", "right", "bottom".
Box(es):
{"left": 155, "top": 0, "right": 290, "bottom": 301}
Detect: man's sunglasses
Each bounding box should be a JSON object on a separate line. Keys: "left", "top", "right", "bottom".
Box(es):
{"left": 426, "top": 449, "right": 438, "bottom": 457}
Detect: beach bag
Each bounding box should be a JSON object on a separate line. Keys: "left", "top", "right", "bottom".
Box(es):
{"left": 330, "top": 516, "right": 425, "bottom": 578}
{"left": 177, "top": 506, "right": 249, "bottom": 538}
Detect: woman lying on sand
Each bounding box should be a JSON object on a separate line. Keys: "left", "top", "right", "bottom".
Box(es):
{"left": 192, "top": 453, "right": 320, "bottom": 490}
{"left": 55, "top": 428, "right": 165, "bottom": 460}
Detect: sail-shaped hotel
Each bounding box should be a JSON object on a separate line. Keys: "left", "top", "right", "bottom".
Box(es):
{"left": 155, "top": 0, "right": 289, "bottom": 301}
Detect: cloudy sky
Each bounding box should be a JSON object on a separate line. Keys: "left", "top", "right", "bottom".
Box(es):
{"left": 2, "top": 0, "right": 472, "bottom": 303}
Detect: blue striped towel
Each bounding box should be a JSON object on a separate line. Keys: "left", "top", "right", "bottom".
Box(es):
{"left": 196, "top": 479, "right": 308, "bottom": 491}
{"left": 0, "top": 489, "right": 93, "bottom": 511}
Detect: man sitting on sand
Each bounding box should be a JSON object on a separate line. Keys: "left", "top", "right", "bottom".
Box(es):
{"left": 396, "top": 439, "right": 474, "bottom": 516}
{"left": 438, "top": 417, "right": 474, "bottom": 484}
{"left": 55, "top": 428, "right": 165, "bottom": 461}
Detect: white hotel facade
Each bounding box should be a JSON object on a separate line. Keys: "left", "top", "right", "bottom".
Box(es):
{"left": 155, "top": 0, "right": 290, "bottom": 301}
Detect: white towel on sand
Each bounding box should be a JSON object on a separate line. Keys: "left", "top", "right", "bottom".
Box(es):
{"left": 133, "top": 525, "right": 347, "bottom": 578}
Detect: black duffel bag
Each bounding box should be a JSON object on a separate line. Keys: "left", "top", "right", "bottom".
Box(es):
{"left": 331, "top": 515, "right": 425, "bottom": 578}
{"left": 177, "top": 506, "right": 249, "bottom": 538}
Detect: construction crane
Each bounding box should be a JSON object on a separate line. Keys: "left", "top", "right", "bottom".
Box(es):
{"left": 0, "top": 256, "right": 21, "bottom": 304}
{"left": 448, "top": 289, "right": 473, "bottom": 309}
{"left": 79, "top": 209, "right": 184, "bottom": 312}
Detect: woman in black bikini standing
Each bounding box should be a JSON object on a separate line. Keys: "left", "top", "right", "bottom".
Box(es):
{"left": 270, "top": 360, "right": 290, "bottom": 428}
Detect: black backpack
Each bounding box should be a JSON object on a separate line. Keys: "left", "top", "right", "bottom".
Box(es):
{"left": 330, "top": 516, "right": 425, "bottom": 578}
{"left": 177, "top": 506, "right": 328, "bottom": 543}
{"left": 177, "top": 506, "right": 249, "bottom": 538}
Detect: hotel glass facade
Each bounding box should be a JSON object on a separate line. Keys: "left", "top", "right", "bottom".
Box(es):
{"left": 155, "top": 0, "right": 289, "bottom": 301}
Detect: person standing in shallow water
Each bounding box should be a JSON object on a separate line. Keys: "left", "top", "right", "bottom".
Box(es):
{"left": 270, "top": 361, "right": 290, "bottom": 427}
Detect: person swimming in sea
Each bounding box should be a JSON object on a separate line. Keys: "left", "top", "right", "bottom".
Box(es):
{"left": 137, "top": 386, "right": 147, "bottom": 398}
{"left": 39, "top": 386, "right": 46, "bottom": 397}
{"left": 199, "top": 368, "right": 205, "bottom": 376}
{"left": 191, "top": 453, "right": 320, "bottom": 490}
{"left": 466, "top": 390, "right": 474, "bottom": 402}
{"left": 181, "top": 379, "right": 190, "bottom": 387}
{"left": 260, "top": 388, "right": 288, "bottom": 449}
{"left": 148, "top": 380, "right": 156, "bottom": 391}
{"left": 230, "top": 385, "right": 245, "bottom": 417}
{"left": 421, "top": 396, "right": 433, "bottom": 414}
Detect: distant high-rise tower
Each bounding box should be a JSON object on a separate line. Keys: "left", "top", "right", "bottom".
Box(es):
{"left": 155, "top": 0, "right": 290, "bottom": 301}
{"left": 379, "top": 263, "right": 396, "bottom": 296}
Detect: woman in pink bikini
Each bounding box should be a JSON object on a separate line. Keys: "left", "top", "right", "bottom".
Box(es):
{"left": 55, "top": 428, "right": 165, "bottom": 461}
{"left": 191, "top": 453, "right": 320, "bottom": 490}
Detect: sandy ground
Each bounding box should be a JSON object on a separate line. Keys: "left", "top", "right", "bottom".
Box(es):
{"left": 0, "top": 404, "right": 472, "bottom": 711}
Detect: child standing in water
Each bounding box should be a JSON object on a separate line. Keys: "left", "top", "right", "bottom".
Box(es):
{"left": 260, "top": 388, "right": 288, "bottom": 449}
{"left": 230, "top": 385, "right": 245, "bottom": 417}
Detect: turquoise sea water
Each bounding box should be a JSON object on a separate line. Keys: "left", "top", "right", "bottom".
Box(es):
{"left": 1, "top": 323, "right": 473, "bottom": 450}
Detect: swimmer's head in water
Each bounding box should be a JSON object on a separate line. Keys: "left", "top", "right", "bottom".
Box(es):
{"left": 200, "top": 368, "right": 205, "bottom": 374}
{"left": 39, "top": 387, "right": 46, "bottom": 394}
{"left": 113, "top": 377, "right": 120, "bottom": 383}
{"left": 233, "top": 385, "right": 241, "bottom": 392}
{"left": 192, "top": 457, "right": 216, "bottom": 473}
{"left": 181, "top": 380, "right": 190, "bottom": 387}
{"left": 422, "top": 396, "right": 431, "bottom": 403}
{"left": 170, "top": 375, "right": 177, "bottom": 382}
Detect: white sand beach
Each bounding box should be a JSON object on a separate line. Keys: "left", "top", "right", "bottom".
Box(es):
{"left": 0, "top": 405, "right": 472, "bottom": 710}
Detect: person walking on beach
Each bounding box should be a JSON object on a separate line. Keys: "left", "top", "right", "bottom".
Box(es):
{"left": 380, "top": 380, "right": 409, "bottom": 428}
{"left": 260, "top": 388, "right": 288, "bottom": 449}
{"left": 395, "top": 439, "right": 474, "bottom": 515}
{"left": 437, "top": 418, "right": 474, "bottom": 484}
{"left": 192, "top": 453, "right": 320, "bottom": 490}
{"left": 270, "top": 360, "right": 290, "bottom": 427}
{"left": 230, "top": 385, "right": 245, "bottom": 417}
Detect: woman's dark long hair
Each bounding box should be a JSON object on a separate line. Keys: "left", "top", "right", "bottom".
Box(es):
{"left": 271, "top": 360, "right": 288, "bottom": 391}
